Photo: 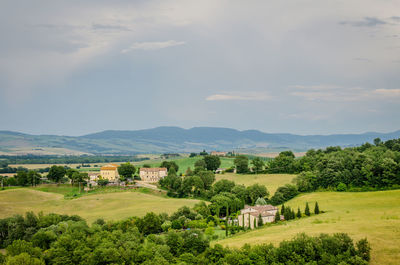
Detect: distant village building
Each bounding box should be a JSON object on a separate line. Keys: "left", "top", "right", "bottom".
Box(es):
{"left": 139, "top": 168, "right": 167, "bottom": 182}
{"left": 237, "top": 205, "right": 279, "bottom": 229}
{"left": 100, "top": 164, "right": 120, "bottom": 182}
{"left": 88, "top": 172, "right": 101, "bottom": 186}
{"left": 215, "top": 168, "right": 225, "bottom": 174}
{"left": 210, "top": 151, "right": 227, "bottom": 157}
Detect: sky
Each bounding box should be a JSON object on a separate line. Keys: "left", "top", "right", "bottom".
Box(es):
{"left": 0, "top": 0, "right": 399, "bottom": 136}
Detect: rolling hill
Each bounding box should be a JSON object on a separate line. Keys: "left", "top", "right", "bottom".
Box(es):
{"left": 1, "top": 126, "right": 400, "bottom": 155}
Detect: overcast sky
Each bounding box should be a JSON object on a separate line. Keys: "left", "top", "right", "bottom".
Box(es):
{"left": 0, "top": 0, "right": 399, "bottom": 136}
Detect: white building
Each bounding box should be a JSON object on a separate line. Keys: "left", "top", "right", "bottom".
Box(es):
{"left": 237, "top": 205, "right": 278, "bottom": 229}
{"left": 139, "top": 167, "right": 167, "bottom": 182}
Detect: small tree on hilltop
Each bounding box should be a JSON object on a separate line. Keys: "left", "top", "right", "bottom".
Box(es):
{"left": 314, "top": 202, "right": 320, "bottom": 214}
{"left": 305, "top": 202, "right": 310, "bottom": 216}
{"left": 297, "top": 207, "right": 301, "bottom": 218}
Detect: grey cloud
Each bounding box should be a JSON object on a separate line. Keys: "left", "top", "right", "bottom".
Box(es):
{"left": 339, "top": 17, "right": 387, "bottom": 27}
{"left": 92, "top": 24, "right": 131, "bottom": 31}
{"left": 391, "top": 16, "right": 400, "bottom": 21}
{"left": 353, "top": 57, "right": 372, "bottom": 62}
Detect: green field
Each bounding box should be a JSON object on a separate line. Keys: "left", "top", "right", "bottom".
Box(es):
{"left": 135, "top": 156, "right": 236, "bottom": 174}
{"left": 216, "top": 173, "right": 296, "bottom": 194}
{"left": 216, "top": 190, "right": 400, "bottom": 265}
{"left": 0, "top": 188, "right": 201, "bottom": 223}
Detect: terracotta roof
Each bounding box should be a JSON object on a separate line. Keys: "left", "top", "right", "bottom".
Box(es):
{"left": 100, "top": 164, "right": 119, "bottom": 170}
{"left": 244, "top": 205, "right": 277, "bottom": 211}
{"left": 140, "top": 167, "right": 167, "bottom": 172}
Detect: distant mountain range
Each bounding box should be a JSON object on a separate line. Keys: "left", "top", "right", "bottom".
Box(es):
{"left": 1, "top": 127, "right": 400, "bottom": 155}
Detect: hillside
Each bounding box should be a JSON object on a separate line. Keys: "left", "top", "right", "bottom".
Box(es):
{"left": 1, "top": 127, "right": 400, "bottom": 155}
{"left": 216, "top": 190, "right": 400, "bottom": 265}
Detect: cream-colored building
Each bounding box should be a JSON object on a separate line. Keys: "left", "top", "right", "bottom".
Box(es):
{"left": 139, "top": 167, "right": 167, "bottom": 182}
{"left": 100, "top": 164, "right": 120, "bottom": 182}
{"left": 237, "top": 205, "right": 278, "bottom": 229}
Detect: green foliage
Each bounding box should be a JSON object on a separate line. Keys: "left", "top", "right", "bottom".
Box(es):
{"left": 234, "top": 156, "right": 249, "bottom": 174}
{"left": 161, "top": 161, "right": 179, "bottom": 172}
{"left": 203, "top": 155, "right": 221, "bottom": 171}
{"left": 297, "top": 207, "right": 301, "bottom": 218}
{"left": 118, "top": 162, "right": 136, "bottom": 180}
{"left": 314, "top": 202, "right": 320, "bottom": 214}
{"left": 305, "top": 202, "right": 311, "bottom": 216}
{"left": 251, "top": 157, "right": 265, "bottom": 173}
{"left": 270, "top": 184, "right": 298, "bottom": 205}
{"left": 47, "top": 166, "right": 66, "bottom": 183}
{"left": 255, "top": 197, "right": 267, "bottom": 205}
{"left": 337, "top": 182, "right": 347, "bottom": 192}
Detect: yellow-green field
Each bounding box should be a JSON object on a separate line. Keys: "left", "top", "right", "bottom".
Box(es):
{"left": 216, "top": 173, "right": 296, "bottom": 194}
{"left": 216, "top": 190, "right": 400, "bottom": 265}
{"left": 0, "top": 189, "right": 201, "bottom": 223}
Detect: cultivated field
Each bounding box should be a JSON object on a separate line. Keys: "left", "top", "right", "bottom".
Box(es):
{"left": 216, "top": 173, "right": 296, "bottom": 194}
{"left": 0, "top": 188, "right": 201, "bottom": 223}
{"left": 216, "top": 190, "right": 400, "bottom": 265}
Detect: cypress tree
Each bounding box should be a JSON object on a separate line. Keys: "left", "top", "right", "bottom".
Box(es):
{"left": 274, "top": 209, "right": 280, "bottom": 223}
{"left": 305, "top": 202, "right": 310, "bottom": 216}
{"left": 314, "top": 202, "right": 320, "bottom": 214}
{"left": 254, "top": 217, "right": 257, "bottom": 228}
{"left": 258, "top": 213, "right": 264, "bottom": 227}
{"left": 242, "top": 214, "right": 245, "bottom": 229}
{"left": 281, "top": 204, "right": 285, "bottom": 215}
{"left": 291, "top": 209, "right": 295, "bottom": 219}
{"left": 297, "top": 207, "right": 301, "bottom": 218}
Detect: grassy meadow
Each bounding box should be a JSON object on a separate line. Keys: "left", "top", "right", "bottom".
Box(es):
{"left": 0, "top": 188, "right": 201, "bottom": 223}
{"left": 216, "top": 190, "right": 400, "bottom": 265}
{"left": 216, "top": 173, "right": 296, "bottom": 194}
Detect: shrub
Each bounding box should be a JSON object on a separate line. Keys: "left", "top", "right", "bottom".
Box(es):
{"left": 337, "top": 182, "right": 347, "bottom": 192}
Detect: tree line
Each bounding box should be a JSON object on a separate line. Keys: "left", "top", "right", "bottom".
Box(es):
{"left": 0, "top": 211, "right": 370, "bottom": 265}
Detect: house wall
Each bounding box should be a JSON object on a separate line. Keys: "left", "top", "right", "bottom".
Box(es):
{"left": 100, "top": 169, "right": 119, "bottom": 182}
{"left": 140, "top": 170, "right": 167, "bottom": 182}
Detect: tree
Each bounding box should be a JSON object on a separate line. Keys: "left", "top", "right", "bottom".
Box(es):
{"left": 296, "top": 207, "right": 301, "bottom": 218}
{"left": 305, "top": 202, "right": 310, "bottom": 216}
{"left": 213, "top": 179, "right": 235, "bottom": 194}
{"left": 374, "top": 137, "right": 382, "bottom": 146}
{"left": 15, "top": 171, "right": 28, "bottom": 186}
{"left": 246, "top": 184, "right": 269, "bottom": 205}
{"left": 117, "top": 162, "right": 136, "bottom": 181}
{"left": 203, "top": 155, "right": 221, "bottom": 171}
{"left": 255, "top": 197, "right": 267, "bottom": 205}
{"left": 257, "top": 214, "right": 264, "bottom": 227}
{"left": 27, "top": 171, "right": 41, "bottom": 186}
{"left": 234, "top": 156, "right": 249, "bottom": 173}
{"left": 251, "top": 158, "right": 265, "bottom": 174}
{"left": 274, "top": 209, "right": 280, "bottom": 222}
{"left": 47, "top": 166, "right": 66, "bottom": 183}
{"left": 197, "top": 170, "right": 215, "bottom": 190}
{"left": 161, "top": 161, "right": 179, "bottom": 172}
{"left": 281, "top": 204, "right": 285, "bottom": 215}
{"left": 314, "top": 202, "right": 320, "bottom": 214}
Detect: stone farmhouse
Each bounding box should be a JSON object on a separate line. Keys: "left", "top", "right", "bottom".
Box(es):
{"left": 100, "top": 164, "right": 120, "bottom": 182}
{"left": 237, "top": 205, "right": 278, "bottom": 229}
{"left": 139, "top": 167, "right": 167, "bottom": 182}
{"left": 210, "top": 151, "right": 227, "bottom": 156}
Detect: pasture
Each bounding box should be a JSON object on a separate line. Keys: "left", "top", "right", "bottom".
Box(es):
{"left": 216, "top": 190, "right": 400, "bottom": 265}
{"left": 216, "top": 173, "right": 296, "bottom": 194}
{"left": 0, "top": 188, "right": 201, "bottom": 223}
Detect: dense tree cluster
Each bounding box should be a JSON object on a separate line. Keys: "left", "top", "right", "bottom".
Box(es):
{"left": 0, "top": 211, "right": 370, "bottom": 265}
{"left": 266, "top": 138, "right": 400, "bottom": 205}
{"left": 0, "top": 155, "right": 149, "bottom": 165}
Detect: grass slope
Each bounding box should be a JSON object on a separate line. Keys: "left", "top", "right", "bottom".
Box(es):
{"left": 0, "top": 188, "right": 201, "bottom": 223}
{"left": 216, "top": 173, "right": 296, "bottom": 194}
{"left": 216, "top": 190, "right": 400, "bottom": 265}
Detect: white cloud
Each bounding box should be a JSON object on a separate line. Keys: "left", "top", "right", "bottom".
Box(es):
{"left": 206, "top": 92, "right": 270, "bottom": 101}
{"left": 290, "top": 85, "right": 400, "bottom": 102}
{"left": 121, "top": 40, "right": 186, "bottom": 53}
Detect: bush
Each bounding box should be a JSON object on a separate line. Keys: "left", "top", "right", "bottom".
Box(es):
{"left": 337, "top": 182, "right": 347, "bottom": 192}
